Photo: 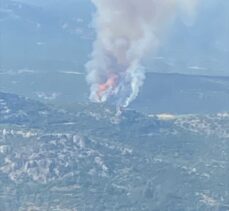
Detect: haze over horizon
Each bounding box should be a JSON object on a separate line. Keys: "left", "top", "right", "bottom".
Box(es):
{"left": 0, "top": 0, "right": 228, "bottom": 77}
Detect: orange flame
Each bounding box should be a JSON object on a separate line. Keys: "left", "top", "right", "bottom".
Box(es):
{"left": 97, "top": 74, "right": 118, "bottom": 101}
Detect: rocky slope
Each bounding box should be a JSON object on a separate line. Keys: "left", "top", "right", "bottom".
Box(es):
{"left": 0, "top": 92, "right": 229, "bottom": 210}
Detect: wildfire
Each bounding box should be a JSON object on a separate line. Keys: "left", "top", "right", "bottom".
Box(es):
{"left": 97, "top": 74, "right": 118, "bottom": 101}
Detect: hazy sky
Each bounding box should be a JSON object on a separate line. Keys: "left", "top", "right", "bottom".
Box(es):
{"left": 1, "top": 0, "right": 228, "bottom": 76}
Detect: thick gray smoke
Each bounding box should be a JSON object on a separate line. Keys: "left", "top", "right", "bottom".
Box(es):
{"left": 86, "top": 0, "right": 198, "bottom": 108}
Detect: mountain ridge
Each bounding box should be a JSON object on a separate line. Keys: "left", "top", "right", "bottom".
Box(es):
{"left": 0, "top": 91, "right": 229, "bottom": 210}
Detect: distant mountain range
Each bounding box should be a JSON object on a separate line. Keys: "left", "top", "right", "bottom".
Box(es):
{"left": 1, "top": 71, "right": 229, "bottom": 114}
{"left": 0, "top": 91, "right": 229, "bottom": 210}
{"left": 0, "top": 0, "right": 93, "bottom": 70}
{"left": 0, "top": 0, "right": 228, "bottom": 75}
{"left": 132, "top": 72, "right": 229, "bottom": 114}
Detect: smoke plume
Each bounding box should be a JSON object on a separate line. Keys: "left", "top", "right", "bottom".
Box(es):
{"left": 86, "top": 0, "right": 198, "bottom": 108}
